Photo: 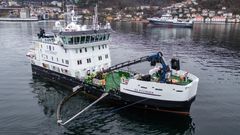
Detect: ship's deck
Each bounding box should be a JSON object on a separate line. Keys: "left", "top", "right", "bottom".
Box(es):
{"left": 84, "top": 70, "right": 192, "bottom": 92}
{"left": 104, "top": 71, "right": 192, "bottom": 91}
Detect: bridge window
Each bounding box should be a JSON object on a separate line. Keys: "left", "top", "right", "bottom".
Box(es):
{"left": 107, "top": 34, "right": 110, "bottom": 40}
{"left": 85, "top": 48, "right": 87, "bottom": 52}
{"left": 91, "top": 35, "right": 95, "bottom": 42}
{"left": 62, "top": 37, "right": 67, "bottom": 44}
{"left": 80, "top": 36, "right": 85, "bottom": 44}
{"left": 80, "top": 48, "right": 82, "bottom": 53}
{"left": 99, "top": 34, "right": 103, "bottom": 41}
{"left": 68, "top": 37, "right": 73, "bottom": 45}
{"left": 74, "top": 37, "right": 80, "bottom": 44}
{"left": 86, "top": 36, "right": 90, "bottom": 43}
{"left": 103, "top": 34, "right": 106, "bottom": 40}
{"left": 98, "top": 45, "right": 101, "bottom": 50}
{"left": 95, "top": 35, "right": 99, "bottom": 42}
{"left": 49, "top": 46, "right": 51, "bottom": 51}
{"left": 92, "top": 46, "right": 94, "bottom": 51}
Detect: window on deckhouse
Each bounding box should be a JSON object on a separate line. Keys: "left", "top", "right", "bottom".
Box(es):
{"left": 74, "top": 37, "right": 80, "bottom": 44}
{"left": 77, "top": 60, "right": 82, "bottom": 65}
{"left": 87, "top": 58, "right": 91, "bottom": 63}
{"left": 86, "top": 36, "right": 90, "bottom": 43}
{"left": 80, "top": 36, "right": 85, "bottom": 44}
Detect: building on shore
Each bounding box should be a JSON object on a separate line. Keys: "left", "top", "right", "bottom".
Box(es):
{"left": 20, "top": 8, "right": 30, "bottom": 18}
{"left": 211, "top": 16, "right": 226, "bottom": 23}
{"left": 205, "top": 17, "right": 211, "bottom": 23}
{"left": 227, "top": 18, "right": 236, "bottom": 23}
{"left": 194, "top": 15, "right": 204, "bottom": 22}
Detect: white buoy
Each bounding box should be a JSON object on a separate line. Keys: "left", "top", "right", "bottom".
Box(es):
{"left": 72, "top": 85, "right": 81, "bottom": 92}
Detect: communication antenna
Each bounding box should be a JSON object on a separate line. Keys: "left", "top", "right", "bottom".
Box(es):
{"left": 92, "top": 4, "right": 98, "bottom": 30}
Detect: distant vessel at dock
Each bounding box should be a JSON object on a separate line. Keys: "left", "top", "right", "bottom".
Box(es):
{"left": 0, "top": 7, "right": 38, "bottom": 22}
{"left": 147, "top": 14, "right": 193, "bottom": 28}
{"left": 0, "top": 17, "right": 38, "bottom": 21}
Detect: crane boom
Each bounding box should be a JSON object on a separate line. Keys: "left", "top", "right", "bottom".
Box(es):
{"left": 103, "top": 52, "right": 167, "bottom": 73}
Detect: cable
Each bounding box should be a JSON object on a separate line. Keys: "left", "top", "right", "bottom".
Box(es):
{"left": 79, "top": 98, "right": 148, "bottom": 124}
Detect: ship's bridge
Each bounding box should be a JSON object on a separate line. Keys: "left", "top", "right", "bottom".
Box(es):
{"left": 59, "top": 29, "right": 111, "bottom": 48}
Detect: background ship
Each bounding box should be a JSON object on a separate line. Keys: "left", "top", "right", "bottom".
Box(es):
{"left": 147, "top": 13, "right": 194, "bottom": 28}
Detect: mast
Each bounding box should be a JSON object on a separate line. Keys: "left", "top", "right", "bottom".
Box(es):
{"left": 92, "top": 4, "right": 98, "bottom": 30}
{"left": 62, "top": 0, "right": 68, "bottom": 26}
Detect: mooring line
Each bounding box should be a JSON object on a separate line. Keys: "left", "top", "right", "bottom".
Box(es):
{"left": 56, "top": 85, "right": 83, "bottom": 124}
{"left": 58, "top": 93, "right": 109, "bottom": 126}
{"left": 80, "top": 98, "right": 149, "bottom": 123}
{"left": 57, "top": 84, "right": 148, "bottom": 126}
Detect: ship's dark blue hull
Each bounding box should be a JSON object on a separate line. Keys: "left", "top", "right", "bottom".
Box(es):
{"left": 31, "top": 64, "right": 195, "bottom": 115}
{"left": 148, "top": 20, "right": 193, "bottom": 28}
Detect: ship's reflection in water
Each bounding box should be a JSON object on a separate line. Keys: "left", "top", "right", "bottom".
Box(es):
{"left": 31, "top": 78, "right": 195, "bottom": 135}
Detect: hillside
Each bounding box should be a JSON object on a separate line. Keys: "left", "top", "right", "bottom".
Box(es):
{"left": 14, "top": 0, "right": 240, "bottom": 13}
{"left": 197, "top": 0, "right": 240, "bottom": 13}
{"left": 74, "top": 0, "right": 184, "bottom": 8}
{"left": 15, "top": 0, "right": 183, "bottom": 8}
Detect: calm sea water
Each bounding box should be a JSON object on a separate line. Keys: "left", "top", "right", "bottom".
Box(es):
{"left": 0, "top": 21, "right": 240, "bottom": 135}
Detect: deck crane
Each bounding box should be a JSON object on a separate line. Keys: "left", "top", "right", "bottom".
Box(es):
{"left": 102, "top": 51, "right": 175, "bottom": 83}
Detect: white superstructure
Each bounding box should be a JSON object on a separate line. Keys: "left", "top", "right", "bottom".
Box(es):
{"left": 28, "top": 6, "right": 112, "bottom": 79}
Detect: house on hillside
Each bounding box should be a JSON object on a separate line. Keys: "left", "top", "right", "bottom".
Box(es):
{"left": 191, "top": 13, "right": 196, "bottom": 18}
{"left": 202, "top": 9, "right": 208, "bottom": 17}
{"left": 105, "top": 8, "right": 113, "bottom": 11}
{"left": 227, "top": 13, "right": 233, "bottom": 18}
{"left": 217, "top": 10, "right": 223, "bottom": 15}
{"left": 191, "top": 8, "right": 197, "bottom": 13}
{"left": 236, "top": 18, "right": 240, "bottom": 23}
{"left": 209, "top": 11, "right": 215, "bottom": 17}
{"left": 140, "top": 6, "right": 150, "bottom": 10}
